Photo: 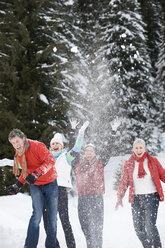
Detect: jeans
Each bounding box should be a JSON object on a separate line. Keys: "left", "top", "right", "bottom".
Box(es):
{"left": 131, "top": 193, "right": 162, "bottom": 248}
{"left": 78, "top": 194, "right": 104, "bottom": 248}
{"left": 43, "top": 186, "right": 76, "bottom": 248}
{"left": 24, "top": 180, "right": 58, "bottom": 248}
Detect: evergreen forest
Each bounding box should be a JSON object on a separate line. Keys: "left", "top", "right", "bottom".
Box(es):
{"left": 0, "top": 0, "right": 165, "bottom": 194}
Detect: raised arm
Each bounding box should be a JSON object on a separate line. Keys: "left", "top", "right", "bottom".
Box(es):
{"left": 67, "top": 121, "right": 89, "bottom": 164}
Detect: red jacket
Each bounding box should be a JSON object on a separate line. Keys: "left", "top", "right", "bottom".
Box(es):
{"left": 18, "top": 139, "right": 57, "bottom": 185}
{"left": 75, "top": 157, "right": 105, "bottom": 196}
{"left": 117, "top": 153, "right": 165, "bottom": 203}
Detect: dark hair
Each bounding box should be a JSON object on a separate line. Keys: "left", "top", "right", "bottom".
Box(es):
{"left": 8, "top": 129, "right": 25, "bottom": 142}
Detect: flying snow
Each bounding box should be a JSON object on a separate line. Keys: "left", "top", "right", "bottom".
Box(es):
{"left": 71, "top": 46, "right": 78, "bottom": 53}
{"left": 39, "top": 94, "right": 49, "bottom": 105}
{"left": 53, "top": 47, "right": 57, "bottom": 53}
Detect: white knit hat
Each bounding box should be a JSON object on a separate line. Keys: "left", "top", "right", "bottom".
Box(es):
{"left": 133, "top": 138, "right": 146, "bottom": 148}
{"left": 50, "top": 133, "right": 64, "bottom": 147}
{"left": 85, "top": 143, "right": 95, "bottom": 149}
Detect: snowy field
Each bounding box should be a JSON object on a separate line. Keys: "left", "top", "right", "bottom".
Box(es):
{"left": 0, "top": 154, "right": 165, "bottom": 248}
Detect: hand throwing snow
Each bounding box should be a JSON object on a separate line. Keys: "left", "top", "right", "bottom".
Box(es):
{"left": 70, "top": 118, "right": 80, "bottom": 130}
{"left": 111, "top": 117, "right": 121, "bottom": 134}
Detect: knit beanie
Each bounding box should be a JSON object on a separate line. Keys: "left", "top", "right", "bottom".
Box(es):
{"left": 133, "top": 138, "right": 146, "bottom": 149}
{"left": 85, "top": 143, "right": 95, "bottom": 150}
{"left": 50, "top": 133, "right": 64, "bottom": 147}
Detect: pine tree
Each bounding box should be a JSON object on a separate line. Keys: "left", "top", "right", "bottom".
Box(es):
{"left": 138, "top": 0, "right": 163, "bottom": 76}
{"left": 0, "top": 0, "right": 68, "bottom": 158}
{"left": 103, "top": 0, "right": 160, "bottom": 154}
{"left": 0, "top": 0, "right": 70, "bottom": 195}
{"left": 137, "top": 0, "right": 165, "bottom": 151}
{"left": 64, "top": 0, "right": 162, "bottom": 157}
{"left": 59, "top": 0, "right": 119, "bottom": 163}
{"left": 155, "top": 26, "right": 165, "bottom": 133}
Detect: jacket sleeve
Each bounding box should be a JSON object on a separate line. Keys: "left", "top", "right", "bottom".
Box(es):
{"left": 18, "top": 175, "right": 26, "bottom": 184}
{"left": 155, "top": 158, "right": 165, "bottom": 183}
{"left": 36, "top": 142, "right": 55, "bottom": 175}
{"left": 66, "top": 132, "right": 83, "bottom": 164}
{"left": 117, "top": 161, "right": 129, "bottom": 201}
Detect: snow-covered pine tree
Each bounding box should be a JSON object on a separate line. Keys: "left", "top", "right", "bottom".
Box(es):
{"left": 138, "top": 0, "right": 163, "bottom": 76}
{"left": 41, "top": 0, "right": 95, "bottom": 137}
{"left": 59, "top": 0, "right": 120, "bottom": 164}
{"left": 155, "top": 26, "right": 165, "bottom": 135}
{"left": 104, "top": 0, "right": 159, "bottom": 154}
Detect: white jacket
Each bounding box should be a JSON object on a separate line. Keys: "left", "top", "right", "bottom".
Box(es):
{"left": 55, "top": 152, "right": 72, "bottom": 189}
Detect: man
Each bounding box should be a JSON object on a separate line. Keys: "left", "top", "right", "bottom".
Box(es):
{"left": 8, "top": 129, "right": 58, "bottom": 248}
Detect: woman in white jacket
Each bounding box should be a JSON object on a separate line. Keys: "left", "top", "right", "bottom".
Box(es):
{"left": 43, "top": 121, "right": 89, "bottom": 248}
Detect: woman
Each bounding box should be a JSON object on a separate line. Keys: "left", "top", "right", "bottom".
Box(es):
{"left": 75, "top": 144, "right": 105, "bottom": 248}
{"left": 116, "top": 138, "right": 165, "bottom": 248}
{"left": 43, "top": 121, "right": 89, "bottom": 248}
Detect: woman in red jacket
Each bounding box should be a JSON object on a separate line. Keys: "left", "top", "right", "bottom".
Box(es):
{"left": 75, "top": 144, "right": 105, "bottom": 248}
{"left": 116, "top": 138, "right": 165, "bottom": 248}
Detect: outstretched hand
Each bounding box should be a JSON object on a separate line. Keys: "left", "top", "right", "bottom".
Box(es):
{"left": 111, "top": 117, "right": 121, "bottom": 132}
{"left": 69, "top": 118, "right": 79, "bottom": 130}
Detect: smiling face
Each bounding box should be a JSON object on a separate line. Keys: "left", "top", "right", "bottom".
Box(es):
{"left": 10, "top": 136, "right": 25, "bottom": 154}
{"left": 51, "top": 142, "right": 63, "bottom": 152}
{"left": 133, "top": 142, "right": 146, "bottom": 158}
{"left": 84, "top": 146, "right": 96, "bottom": 161}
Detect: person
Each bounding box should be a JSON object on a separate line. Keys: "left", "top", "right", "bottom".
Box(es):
{"left": 115, "top": 138, "right": 165, "bottom": 248}
{"left": 43, "top": 120, "right": 89, "bottom": 248}
{"left": 7, "top": 129, "right": 58, "bottom": 248}
{"left": 75, "top": 143, "right": 105, "bottom": 248}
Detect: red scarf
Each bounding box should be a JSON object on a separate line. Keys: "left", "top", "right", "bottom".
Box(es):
{"left": 133, "top": 152, "right": 148, "bottom": 178}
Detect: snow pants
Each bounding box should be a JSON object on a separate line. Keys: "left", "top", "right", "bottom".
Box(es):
{"left": 131, "top": 192, "right": 162, "bottom": 248}
{"left": 43, "top": 186, "right": 76, "bottom": 248}
{"left": 78, "top": 194, "right": 104, "bottom": 248}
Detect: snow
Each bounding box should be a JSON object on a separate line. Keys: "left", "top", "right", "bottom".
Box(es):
{"left": 39, "top": 94, "right": 49, "bottom": 105}
{"left": 0, "top": 154, "right": 165, "bottom": 248}
{"left": 71, "top": 46, "right": 78, "bottom": 53}
{"left": 64, "top": 0, "right": 74, "bottom": 6}
{"left": 53, "top": 47, "right": 57, "bottom": 53}
{"left": 0, "top": 158, "right": 13, "bottom": 167}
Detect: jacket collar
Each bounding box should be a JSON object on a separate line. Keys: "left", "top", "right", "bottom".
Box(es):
{"left": 25, "top": 138, "right": 30, "bottom": 150}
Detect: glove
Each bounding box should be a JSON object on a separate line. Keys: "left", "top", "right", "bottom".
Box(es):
{"left": 111, "top": 117, "right": 121, "bottom": 132}
{"left": 8, "top": 181, "right": 23, "bottom": 195}
{"left": 25, "top": 168, "right": 42, "bottom": 185}
{"left": 78, "top": 121, "right": 89, "bottom": 136}
{"left": 115, "top": 199, "right": 123, "bottom": 210}
{"left": 70, "top": 118, "right": 79, "bottom": 130}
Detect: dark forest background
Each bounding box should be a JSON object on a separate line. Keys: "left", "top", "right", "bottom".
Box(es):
{"left": 0, "top": 0, "right": 165, "bottom": 195}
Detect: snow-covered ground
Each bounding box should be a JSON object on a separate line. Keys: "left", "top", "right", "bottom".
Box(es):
{"left": 0, "top": 154, "right": 165, "bottom": 248}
